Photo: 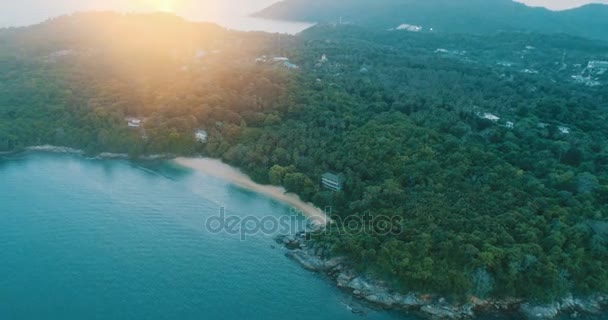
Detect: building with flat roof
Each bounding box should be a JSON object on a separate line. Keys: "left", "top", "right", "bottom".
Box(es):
{"left": 195, "top": 129, "right": 208, "bottom": 143}
{"left": 127, "top": 118, "right": 142, "bottom": 128}
{"left": 321, "top": 172, "right": 344, "bottom": 192}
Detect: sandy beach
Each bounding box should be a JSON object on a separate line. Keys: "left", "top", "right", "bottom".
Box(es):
{"left": 26, "top": 145, "right": 83, "bottom": 154}
{"left": 173, "top": 157, "right": 330, "bottom": 225}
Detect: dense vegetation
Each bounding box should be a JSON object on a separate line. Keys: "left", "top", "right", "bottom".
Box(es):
{"left": 255, "top": 0, "right": 608, "bottom": 42}
{"left": 1, "top": 13, "right": 607, "bottom": 302}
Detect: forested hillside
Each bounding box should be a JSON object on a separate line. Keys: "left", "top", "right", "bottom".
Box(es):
{"left": 0, "top": 12, "right": 291, "bottom": 155}
{"left": 0, "top": 13, "right": 607, "bottom": 302}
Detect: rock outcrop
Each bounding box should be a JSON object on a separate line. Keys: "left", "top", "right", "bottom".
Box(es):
{"left": 520, "top": 295, "right": 607, "bottom": 319}
{"left": 276, "top": 231, "right": 607, "bottom": 319}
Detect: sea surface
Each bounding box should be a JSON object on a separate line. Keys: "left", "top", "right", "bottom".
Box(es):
{"left": 0, "top": 152, "right": 403, "bottom": 320}
{"left": 0, "top": 152, "right": 600, "bottom": 320}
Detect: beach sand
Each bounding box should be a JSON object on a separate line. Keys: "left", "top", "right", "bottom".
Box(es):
{"left": 173, "top": 157, "right": 330, "bottom": 225}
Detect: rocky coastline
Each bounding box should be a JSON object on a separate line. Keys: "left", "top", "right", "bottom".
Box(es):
{"left": 277, "top": 231, "right": 607, "bottom": 320}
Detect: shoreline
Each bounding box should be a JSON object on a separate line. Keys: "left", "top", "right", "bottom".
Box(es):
{"left": 14, "top": 147, "right": 606, "bottom": 319}
{"left": 278, "top": 231, "right": 608, "bottom": 320}
{"left": 14, "top": 145, "right": 174, "bottom": 161}
{"left": 173, "top": 157, "right": 330, "bottom": 226}
{"left": 11, "top": 147, "right": 330, "bottom": 225}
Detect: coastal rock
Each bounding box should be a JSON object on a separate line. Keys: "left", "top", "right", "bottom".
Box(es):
{"left": 346, "top": 276, "right": 375, "bottom": 292}
{"left": 278, "top": 232, "right": 607, "bottom": 320}
{"left": 570, "top": 296, "right": 603, "bottom": 314}
{"left": 278, "top": 235, "right": 301, "bottom": 250}
{"left": 285, "top": 250, "right": 326, "bottom": 271}
{"left": 519, "top": 302, "right": 560, "bottom": 319}
{"left": 397, "top": 293, "right": 423, "bottom": 308}
{"left": 420, "top": 305, "right": 458, "bottom": 319}
{"left": 314, "top": 246, "right": 324, "bottom": 256}
{"left": 364, "top": 293, "right": 396, "bottom": 308}
{"left": 519, "top": 295, "right": 607, "bottom": 319}
{"left": 324, "top": 257, "right": 345, "bottom": 269}
{"left": 336, "top": 271, "right": 357, "bottom": 287}
{"left": 459, "top": 304, "right": 476, "bottom": 318}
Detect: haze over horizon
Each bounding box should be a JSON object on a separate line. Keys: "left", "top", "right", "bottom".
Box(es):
{"left": 1, "top": 0, "right": 607, "bottom": 28}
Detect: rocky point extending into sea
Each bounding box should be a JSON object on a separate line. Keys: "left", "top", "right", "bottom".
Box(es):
{"left": 276, "top": 230, "right": 607, "bottom": 320}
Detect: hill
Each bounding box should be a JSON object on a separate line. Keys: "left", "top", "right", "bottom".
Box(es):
{"left": 254, "top": 0, "right": 608, "bottom": 41}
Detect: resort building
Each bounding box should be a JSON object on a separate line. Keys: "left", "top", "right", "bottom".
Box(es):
{"left": 481, "top": 113, "right": 500, "bottom": 122}
{"left": 396, "top": 24, "right": 422, "bottom": 32}
{"left": 127, "top": 118, "right": 142, "bottom": 128}
{"left": 195, "top": 129, "right": 208, "bottom": 143}
{"left": 588, "top": 60, "right": 608, "bottom": 69}
{"left": 321, "top": 172, "right": 344, "bottom": 192}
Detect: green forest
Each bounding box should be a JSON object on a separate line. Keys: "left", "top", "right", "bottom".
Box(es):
{"left": 1, "top": 13, "right": 607, "bottom": 302}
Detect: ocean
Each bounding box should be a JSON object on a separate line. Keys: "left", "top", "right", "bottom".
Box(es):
{"left": 0, "top": 151, "right": 404, "bottom": 320}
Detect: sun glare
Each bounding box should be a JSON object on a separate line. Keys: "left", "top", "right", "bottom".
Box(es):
{"left": 157, "top": 0, "right": 174, "bottom": 12}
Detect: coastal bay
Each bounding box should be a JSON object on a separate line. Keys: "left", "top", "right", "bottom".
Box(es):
{"left": 0, "top": 151, "right": 401, "bottom": 320}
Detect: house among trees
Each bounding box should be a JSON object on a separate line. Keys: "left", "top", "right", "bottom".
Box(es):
{"left": 558, "top": 126, "right": 571, "bottom": 134}
{"left": 481, "top": 113, "right": 500, "bottom": 122}
{"left": 127, "top": 118, "right": 142, "bottom": 128}
{"left": 396, "top": 24, "right": 422, "bottom": 32}
{"left": 321, "top": 172, "right": 344, "bottom": 191}
{"left": 195, "top": 129, "right": 208, "bottom": 143}
{"left": 588, "top": 60, "right": 608, "bottom": 69}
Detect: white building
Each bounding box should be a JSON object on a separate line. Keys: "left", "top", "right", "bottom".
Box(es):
{"left": 588, "top": 60, "right": 608, "bottom": 69}
{"left": 396, "top": 24, "right": 422, "bottom": 32}
{"left": 558, "top": 126, "right": 571, "bottom": 135}
{"left": 195, "top": 130, "right": 208, "bottom": 143}
{"left": 127, "top": 118, "right": 142, "bottom": 128}
{"left": 321, "top": 172, "right": 344, "bottom": 192}
{"left": 481, "top": 113, "right": 500, "bottom": 122}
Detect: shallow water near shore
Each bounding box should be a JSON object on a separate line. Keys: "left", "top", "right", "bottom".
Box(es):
{"left": 0, "top": 151, "right": 601, "bottom": 320}
{"left": 0, "top": 151, "right": 404, "bottom": 320}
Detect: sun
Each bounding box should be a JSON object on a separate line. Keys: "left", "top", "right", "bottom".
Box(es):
{"left": 157, "top": 0, "right": 174, "bottom": 12}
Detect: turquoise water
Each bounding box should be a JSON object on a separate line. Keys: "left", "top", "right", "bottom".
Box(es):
{"left": 0, "top": 152, "right": 405, "bottom": 320}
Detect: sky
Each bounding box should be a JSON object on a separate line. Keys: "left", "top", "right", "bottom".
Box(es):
{"left": 1, "top": 0, "right": 607, "bottom": 28}
{"left": 0, "top": 0, "right": 277, "bottom": 27}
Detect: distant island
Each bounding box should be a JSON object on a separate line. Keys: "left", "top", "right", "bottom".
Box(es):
{"left": 0, "top": 11, "right": 606, "bottom": 319}
{"left": 254, "top": 0, "right": 608, "bottom": 42}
